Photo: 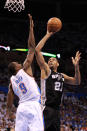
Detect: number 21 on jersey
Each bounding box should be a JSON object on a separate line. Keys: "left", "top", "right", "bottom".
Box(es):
{"left": 54, "top": 82, "right": 62, "bottom": 92}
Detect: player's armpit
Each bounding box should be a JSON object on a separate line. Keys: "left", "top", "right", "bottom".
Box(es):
{"left": 41, "top": 64, "right": 51, "bottom": 79}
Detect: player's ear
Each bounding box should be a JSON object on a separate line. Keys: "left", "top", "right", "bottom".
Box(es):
{"left": 56, "top": 61, "right": 59, "bottom": 67}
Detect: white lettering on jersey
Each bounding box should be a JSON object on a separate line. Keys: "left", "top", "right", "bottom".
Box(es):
{"left": 54, "top": 82, "right": 62, "bottom": 92}
{"left": 52, "top": 74, "right": 59, "bottom": 79}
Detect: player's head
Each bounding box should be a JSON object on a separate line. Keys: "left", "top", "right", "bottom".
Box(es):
{"left": 48, "top": 57, "right": 59, "bottom": 70}
{"left": 8, "top": 62, "right": 22, "bottom": 75}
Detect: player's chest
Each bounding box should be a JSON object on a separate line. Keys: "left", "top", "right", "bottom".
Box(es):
{"left": 47, "top": 74, "right": 64, "bottom": 92}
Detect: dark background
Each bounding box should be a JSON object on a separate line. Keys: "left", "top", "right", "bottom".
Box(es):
{"left": 0, "top": 0, "right": 87, "bottom": 49}
{"left": 0, "top": 0, "right": 87, "bottom": 93}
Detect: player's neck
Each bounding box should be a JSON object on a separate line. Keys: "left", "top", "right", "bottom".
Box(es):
{"left": 16, "top": 68, "right": 21, "bottom": 74}
{"left": 52, "top": 68, "right": 57, "bottom": 73}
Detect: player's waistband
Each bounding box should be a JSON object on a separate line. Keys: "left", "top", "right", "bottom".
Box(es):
{"left": 19, "top": 98, "right": 41, "bottom": 104}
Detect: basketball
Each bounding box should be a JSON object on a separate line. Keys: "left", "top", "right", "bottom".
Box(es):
{"left": 47, "top": 17, "right": 62, "bottom": 32}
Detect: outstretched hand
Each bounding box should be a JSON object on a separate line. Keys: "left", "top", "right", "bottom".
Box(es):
{"left": 28, "top": 14, "right": 34, "bottom": 29}
{"left": 72, "top": 51, "right": 81, "bottom": 67}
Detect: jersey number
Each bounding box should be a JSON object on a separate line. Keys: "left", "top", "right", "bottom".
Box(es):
{"left": 54, "top": 82, "right": 62, "bottom": 92}
{"left": 19, "top": 83, "right": 27, "bottom": 94}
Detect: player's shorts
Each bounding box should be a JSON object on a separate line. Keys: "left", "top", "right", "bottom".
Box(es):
{"left": 15, "top": 101, "right": 44, "bottom": 131}
{"left": 43, "top": 106, "right": 60, "bottom": 131}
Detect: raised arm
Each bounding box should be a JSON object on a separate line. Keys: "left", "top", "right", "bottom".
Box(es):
{"left": 35, "top": 31, "right": 53, "bottom": 78}
{"left": 23, "top": 14, "right": 35, "bottom": 74}
{"left": 62, "top": 51, "right": 81, "bottom": 85}
{"left": 27, "top": 14, "right": 35, "bottom": 49}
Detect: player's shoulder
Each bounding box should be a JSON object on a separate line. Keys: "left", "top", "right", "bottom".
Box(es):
{"left": 41, "top": 69, "right": 51, "bottom": 79}
{"left": 60, "top": 73, "right": 65, "bottom": 77}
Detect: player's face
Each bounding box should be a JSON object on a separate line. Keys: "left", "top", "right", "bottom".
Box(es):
{"left": 13, "top": 62, "right": 22, "bottom": 70}
{"left": 48, "top": 57, "right": 59, "bottom": 69}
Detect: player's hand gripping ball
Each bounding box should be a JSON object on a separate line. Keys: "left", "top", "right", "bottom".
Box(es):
{"left": 47, "top": 17, "right": 62, "bottom": 32}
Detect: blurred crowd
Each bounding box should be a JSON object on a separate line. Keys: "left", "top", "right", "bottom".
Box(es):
{"left": 60, "top": 93, "right": 87, "bottom": 131}
{"left": 0, "top": 91, "right": 87, "bottom": 130}
{"left": 0, "top": 91, "right": 16, "bottom": 131}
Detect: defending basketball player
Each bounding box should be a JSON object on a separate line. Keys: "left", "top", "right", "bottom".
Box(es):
{"left": 35, "top": 25, "right": 81, "bottom": 131}
{"left": 7, "top": 14, "right": 44, "bottom": 131}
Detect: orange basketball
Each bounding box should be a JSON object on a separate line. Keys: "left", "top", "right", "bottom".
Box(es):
{"left": 47, "top": 17, "right": 62, "bottom": 32}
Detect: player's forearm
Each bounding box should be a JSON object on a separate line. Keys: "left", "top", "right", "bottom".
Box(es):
{"left": 35, "top": 33, "right": 51, "bottom": 52}
{"left": 28, "top": 28, "right": 35, "bottom": 49}
{"left": 35, "top": 34, "right": 51, "bottom": 69}
{"left": 7, "top": 85, "right": 14, "bottom": 109}
{"left": 74, "top": 65, "right": 81, "bottom": 85}
{"left": 28, "top": 14, "right": 35, "bottom": 49}
{"left": 7, "top": 94, "right": 13, "bottom": 110}
{"left": 27, "top": 30, "right": 35, "bottom": 64}
{"left": 36, "top": 52, "right": 46, "bottom": 69}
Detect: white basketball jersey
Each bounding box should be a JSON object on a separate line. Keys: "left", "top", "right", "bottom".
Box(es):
{"left": 11, "top": 69, "right": 41, "bottom": 103}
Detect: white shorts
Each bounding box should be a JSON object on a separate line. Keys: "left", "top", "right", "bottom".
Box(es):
{"left": 15, "top": 101, "right": 44, "bottom": 131}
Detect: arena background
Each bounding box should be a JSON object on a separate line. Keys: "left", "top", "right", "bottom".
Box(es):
{"left": 0, "top": 0, "right": 87, "bottom": 130}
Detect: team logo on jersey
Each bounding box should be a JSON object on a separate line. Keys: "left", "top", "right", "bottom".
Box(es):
{"left": 52, "top": 74, "right": 59, "bottom": 79}
{"left": 52, "top": 74, "right": 64, "bottom": 82}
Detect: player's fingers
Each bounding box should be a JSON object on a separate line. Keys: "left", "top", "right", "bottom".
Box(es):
{"left": 28, "top": 14, "right": 30, "bottom": 17}
{"left": 78, "top": 52, "right": 81, "bottom": 57}
{"left": 28, "top": 14, "right": 32, "bottom": 22}
{"left": 32, "top": 20, "right": 34, "bottom": 27}
{"left": 78, "top": 56, "right": 81, "bottom": 61}
{"left": 76, "top": 53, "right": 81, "bottom": 61}
{"left": 49, "top": 32, "right": 54, "bottom": 35}
{"left": 76, "top": 51, "right": 81, "bottom": 58}
{"left": 28, "top": 14, "right": 31, "bottom": 19}
{"left": 76, "top": 51, "right": 79, "bottom": 57}
{"left": 72, "top": 57, "right": 75, "bottom": 62}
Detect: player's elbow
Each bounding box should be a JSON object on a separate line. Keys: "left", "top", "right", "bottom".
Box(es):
{"left": 26, "top": 59, "right": 32, "bottom": 65}
{"left": 78, "top": 79, "right": 81, "bottom": 85}
{"left": 75, "top": 79, "right": 81, "bottom": 85}
{"left": 35, "top": 48, "right": 40, "bottom": 57}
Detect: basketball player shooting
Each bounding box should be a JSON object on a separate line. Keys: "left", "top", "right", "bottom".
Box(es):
{"left": 7, "top": 14, "right": 44, "bottom": 131}
{"left": 35, "top": 22, "right": 81, "bottom": 131}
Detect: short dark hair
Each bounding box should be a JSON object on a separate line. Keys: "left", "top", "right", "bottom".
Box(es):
{"left": 8, "top": 62, "right": 16, "bottom": 75}
{"left": 48, "top": 57, "right": 59, "bottom": 63}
